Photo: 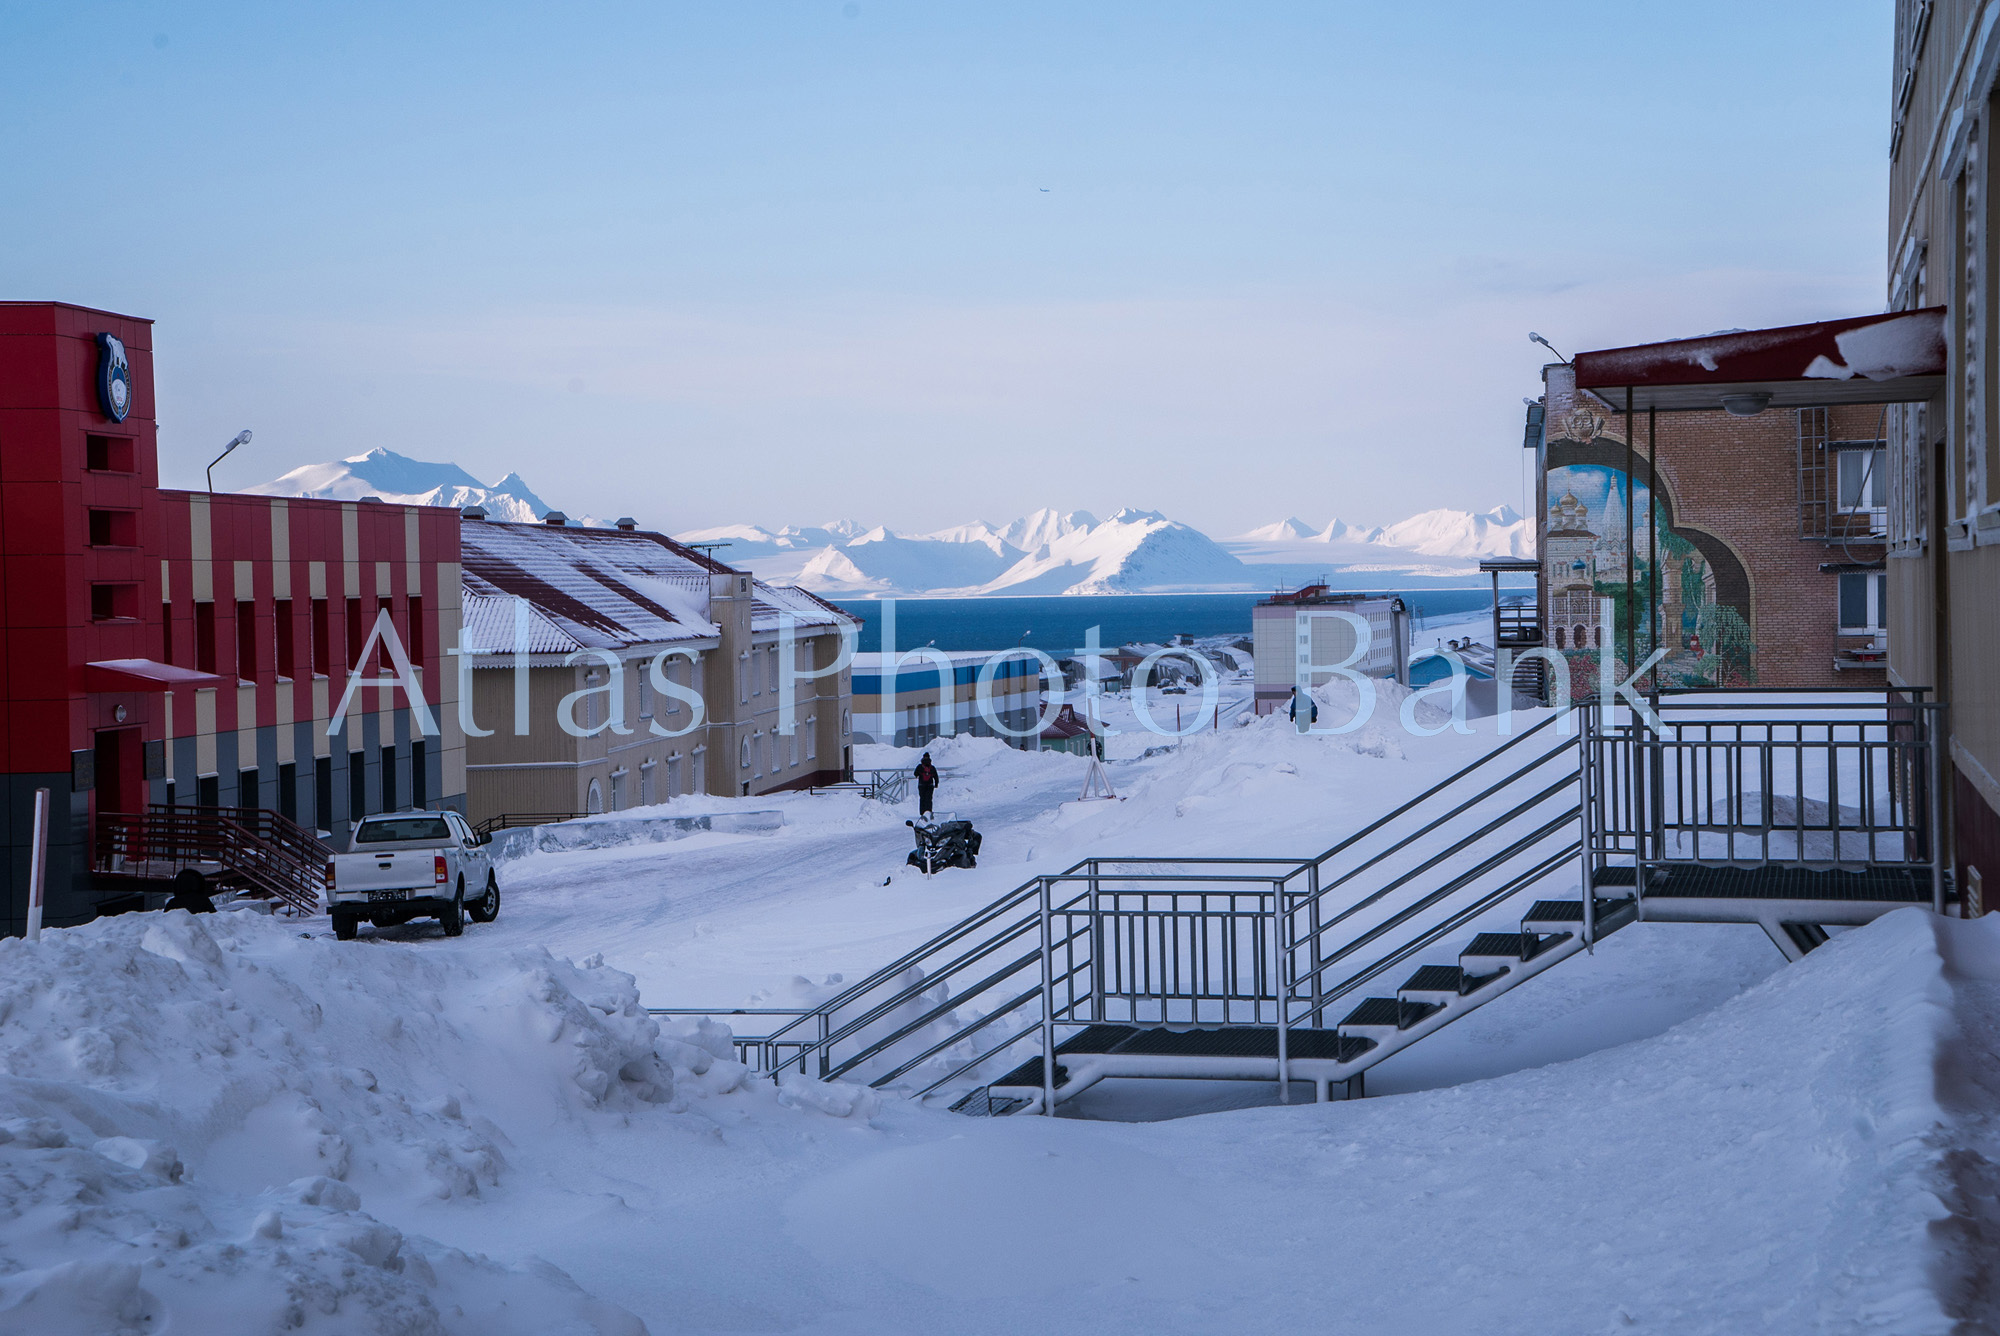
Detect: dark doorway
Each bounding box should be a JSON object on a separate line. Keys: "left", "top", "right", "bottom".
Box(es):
{"left": 278, "top": 763, "right": 297, "bottom": 822}
{"left": 93, "top": 727, "right": 141, "bottom": 816}
{"left": 197, "top": 774, "right": 220, "bottom": 807}
{"left": 381, "top": 745, "right": 397, "bottom": 812}
{"left": 410, "top": 740, "right": 427, "bottom": 810}
{"left": 239, "top": 767, "right": 260, "bottom": 810}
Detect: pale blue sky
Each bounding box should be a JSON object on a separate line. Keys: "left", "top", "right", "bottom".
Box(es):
{"left": 3, "top": 2, "right": 1890, "bottom": 534}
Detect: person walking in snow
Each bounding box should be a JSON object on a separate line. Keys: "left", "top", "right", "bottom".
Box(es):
{"left": 1288, "top": 687, "right": 1318, "bottom": 730}
{"left": 913, "top": 753, "right": 939, "bottom": 817}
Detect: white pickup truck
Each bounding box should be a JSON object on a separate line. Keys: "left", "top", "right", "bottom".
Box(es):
{"left": 325, "top": 811, "right": 501, "bottom": 941}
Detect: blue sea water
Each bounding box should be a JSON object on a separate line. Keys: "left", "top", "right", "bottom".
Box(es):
{"left": 835, "top": 590, "right": 1509, "bottom": 655}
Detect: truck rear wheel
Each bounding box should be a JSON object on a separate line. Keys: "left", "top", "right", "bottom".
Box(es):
{"left": 333, "top": 913, "right": 358, "bottom": 941}
{"left": 440, "top": 881, "right": 465, "bottom": 937}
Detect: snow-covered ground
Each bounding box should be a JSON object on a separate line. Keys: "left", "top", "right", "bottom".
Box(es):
{"left": 6, "top": 705, "right": 1996, "bottom": 1333}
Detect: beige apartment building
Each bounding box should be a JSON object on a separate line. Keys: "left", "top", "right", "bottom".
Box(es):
{"left": 456, "top": 512, "right": 856, "bottom": 822}
{"left": 1882, "top": 0, "right": 2000, "bottom": 908}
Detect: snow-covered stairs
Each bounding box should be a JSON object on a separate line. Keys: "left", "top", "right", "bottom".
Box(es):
{"left": 973, "top": 894, "right": 1638, "bottom": 1111}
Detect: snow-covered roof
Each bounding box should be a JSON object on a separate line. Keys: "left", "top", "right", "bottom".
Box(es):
{"left": 459, "top": 521, "right": 854, "bottom": 654}
{"left": 459, "top": 521, "right": 724, "bottom": 652}
{"left": 751, "top": 583, "right": 856, "bottom": 634}
{"left": 1574, "top": 309, "right": 1947, "bottom": 411}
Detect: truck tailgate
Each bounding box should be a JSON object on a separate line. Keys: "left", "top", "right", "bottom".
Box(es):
{"left": 334, "top": 847, "right": 441, "bottom": 892}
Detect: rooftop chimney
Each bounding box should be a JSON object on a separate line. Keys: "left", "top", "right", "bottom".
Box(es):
{"left": 359, "top": 495, "right": 383, "bottom": 504}
{"left": 461, "top": 505, "right": 487, "bottom": 520}
{"left": 542, "top": 511, "right": 568, "bottom": 526}
{"left": 614, "top": 516, "right": 637, "bottom": 531}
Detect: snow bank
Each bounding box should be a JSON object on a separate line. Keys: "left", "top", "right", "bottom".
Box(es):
{"left": 487, "top": 808, "right": 785, "bottom": 863}
{"left": 0, "top": 911, "right": 715, "bottom": 1334}
{"left": 773, "top": 910, "right": 1990, "bottom": 1333}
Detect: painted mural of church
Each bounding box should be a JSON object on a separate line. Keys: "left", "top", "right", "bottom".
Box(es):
{"left": 1542, "top": 449, "right": 1754, "bottom": 691}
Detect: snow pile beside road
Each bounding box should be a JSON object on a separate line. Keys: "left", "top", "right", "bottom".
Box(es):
{"left": 0, "top": 911, "right": 726, "bottom": 1335}
{"left": 775, "top": 910, "right": 1996, "bottom": 1333}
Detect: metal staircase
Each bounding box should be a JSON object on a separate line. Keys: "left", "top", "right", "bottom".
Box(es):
{"left": 96, "top": 803, "right": 331, "bottom": 915}
{"left": 655, "top": 690, "right": 1948, "bottom": 1115}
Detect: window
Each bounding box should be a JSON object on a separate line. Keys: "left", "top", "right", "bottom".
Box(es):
{"left": 842, "top": 708, "right": 851, "bottom": 737}
{"left": 312, "top": 599, "right": 330, "bottom": 676}
{"left": 195, "top": 603, "right": 217, "bottom": 674}
{"left": 161, "top": 604, "right": 175, "bottom": 665}
{"left": 740, "top": 736, "right": 752, "bottom": 770}
{"left": 637, "top": 665, "right": 652, "bottom": 718}
{"left": 87, "top": 510, "right": 136, "bottom": 546}
{"left": 236, "top": 601, "right": 258, "bottom": 681}
{"left": 806, "top": 715, "right": 817, "bottom": 761}
{"left": 349, "top": 750, "right": 367, "bottom": 822}
{"left": 316, "top": 755, "right": 333, "bottom": 834}
{"left": 587, "top": 779, "right": 603, "bottom": 815}
{"left": 639, "top": 762, "right": 655, "bottom": 806}
{"left": 274, "top": 600, "right": 295, "bottom": 679}
{"left": 355, "top": 815, "right": 451, "bottom": 843}
{"left": 376, "top": 598, "right": 395, "bottom": 671}
{"left": 381, "top": 745, "right": 397, "bottom": 812}
{"left": 91, "top": 583, "right": 138, "bottom": 621}
{"left": 346, "top": 598, "right": 364, "bottom": 669}
{"left": 1839, "top": 572, "right": 1888, "bottom": 637}
{"left": 667, "top": 753, "right": 683, "bottom": 798}
{"left": 1836, "top": 447, "right": 1888, "bottom": 527}
{"left": 766, "top": 646, "right": 778, "bottom": 693}
{"left": 85, "top": 435, "right": 134, "bottom": 472}
{"left": 610, "top": 769, "right": 626, "bottom": 811}
{"left": 407, "top": 595, "right": 425, "bottom": 667}
{"left": 788, "top": 731, "right": 799, "bottom": 768}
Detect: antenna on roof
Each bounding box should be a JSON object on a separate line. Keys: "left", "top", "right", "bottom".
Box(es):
{"left": 687, "top": 541, "right": 732, "bottom": 560}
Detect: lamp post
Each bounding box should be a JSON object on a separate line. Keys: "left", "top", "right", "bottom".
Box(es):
{"left": 207, "top": 430, "right": 252, "bottom": 492}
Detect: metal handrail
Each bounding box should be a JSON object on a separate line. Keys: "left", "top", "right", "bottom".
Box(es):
{"left": 744, "top": 714, "right": 1588, "bottom": 1092}
{"left": 672, "top": 692, "right": 1943, "bottom": 1108}
{"left": 97, "top": 804, "right": 330, "bottom": 914}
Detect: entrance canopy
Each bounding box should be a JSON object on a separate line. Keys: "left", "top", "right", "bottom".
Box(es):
{"left": 1573, "top": 308, "right": 1946, "bottom": 412}
{"left": 84, "top": 658, "right": 229, "bottom": 692}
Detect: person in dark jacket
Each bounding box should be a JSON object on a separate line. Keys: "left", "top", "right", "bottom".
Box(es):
{"left": 913, "top": 753, "right": 939, "bottom": 816}
{"left": 1288, "top": 687, "right": 1319, "bottom": 730}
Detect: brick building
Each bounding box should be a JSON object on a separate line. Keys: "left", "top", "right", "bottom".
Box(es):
{"left": 1527, "top": 358, "right": 1893, "bottom": 695}
{"left": 0, "top": 302, "right": 463, "bottom": 935}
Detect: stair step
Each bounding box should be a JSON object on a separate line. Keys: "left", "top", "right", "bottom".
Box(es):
{"left": 1399, "top": 964, "right": 1469, "bottom": 996}
{"left": 1338, "top": 997, "right": 1402, "bottom": 1028}
{"left": 1521, "top": 897, "right": 1632, "bottom": 927}
{"left": 1461, "top": 932, "right": 1530, "bottom": 960}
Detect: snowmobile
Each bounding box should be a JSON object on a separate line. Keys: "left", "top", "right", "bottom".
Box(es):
{"left": 906, "top": 816, "right": 982, "bottom": 873}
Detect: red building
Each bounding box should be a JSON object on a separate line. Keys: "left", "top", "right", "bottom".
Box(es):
{"left": 0, "top": 302, "right": 464, "bottom": 935}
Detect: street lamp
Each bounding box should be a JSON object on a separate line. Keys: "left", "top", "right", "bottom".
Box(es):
{"left": 1529, "top": 332, "right": 1570, "bottom": 364}
{"left": 207, "top": 430, "right": 252, "bottom": 492}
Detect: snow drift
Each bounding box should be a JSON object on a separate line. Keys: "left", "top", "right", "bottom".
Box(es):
{"left": 0, "top": 910, "right": 791, "bottom": 1335}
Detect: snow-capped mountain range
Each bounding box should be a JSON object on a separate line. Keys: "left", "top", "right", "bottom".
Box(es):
{"left": 244, "top": 448, "right": 559, "bottom": 525}
{"left": 247, "top": 451, "right": 1531, "bottom": 596}
{"left": 1225, "top": 507, "right": 1533, "bottom": 562}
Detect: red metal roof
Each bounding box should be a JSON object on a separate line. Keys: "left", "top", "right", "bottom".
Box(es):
{"left": 1572, "top": 308, "right": 1947, "bottom": 411}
